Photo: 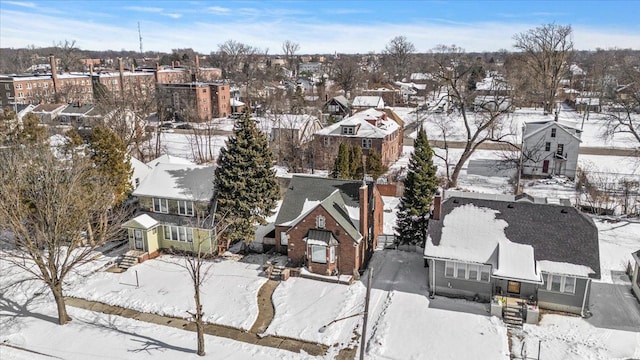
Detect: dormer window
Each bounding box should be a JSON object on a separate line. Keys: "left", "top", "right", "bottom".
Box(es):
{"left": 342, "top": 126, "right": 355, "bottom": 135}
{"left": 316, "top": 215, "right": 325, "bottom": 229}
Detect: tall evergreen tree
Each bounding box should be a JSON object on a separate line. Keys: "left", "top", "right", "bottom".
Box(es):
{"left": 88, "top": 126, "right": 132, "bottom": 204}
{"left": 215, "top": 113, "right": 279, "bottom": 246}
{"left": 396, "top": 127, "right": 439, "bottom": 245}
{"left": 365, "top": 149, "right": 387, "bottom": 180}
{"left": 348, "top": 145, "right": 363, "bottom": 180}
{"left": 332, "top": 143, "right": 350, "bottom": 179}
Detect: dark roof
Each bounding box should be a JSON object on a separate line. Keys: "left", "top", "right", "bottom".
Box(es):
{"left": 32, "top": 103, "right": 66, "bottom": 112}
{"left": 307, "top": 229, "right": 339, "bottom": 246}
{"left": 276, "top": 175, "right": 371, "bottom": 242}
{"left": 61, "top": 103, "right": 95, "bottom": 115}
{"left": 428, "top": 196, "right": 600, "bottom": 279}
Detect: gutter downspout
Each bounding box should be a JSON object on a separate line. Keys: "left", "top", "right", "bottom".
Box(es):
{"left": 581, "top": 278, "right": 591, "bottom": 317}
{"left": 431, "top": 259, "right": 436, "bottom": 298}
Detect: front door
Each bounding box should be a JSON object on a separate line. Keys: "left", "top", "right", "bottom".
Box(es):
{"left": 134, "top": 229, "right": 144, "bottom": 250}
{"left": 542, "top": 160, "right": 549, "bottom": 173}
{"left": 507, "top": 281, "right": 521, "bottom": 295}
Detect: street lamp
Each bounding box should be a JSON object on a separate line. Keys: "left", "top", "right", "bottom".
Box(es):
{"left": 318, "top": 268, "right": 373, "bottom": 360}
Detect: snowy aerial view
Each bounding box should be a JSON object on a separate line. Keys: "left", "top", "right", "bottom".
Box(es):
{"left": 1, "top": 1, "right": 640, "bottom": 359}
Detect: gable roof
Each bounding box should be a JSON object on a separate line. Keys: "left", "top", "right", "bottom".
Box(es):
{"left": 32, "top": 103, "right": 67, "bottom": 113}
{"left": 324, "top": 95, "right": 351, "bottom": 109}
{"left": 275, "top": 175, "right": 370, "bottom": 241}
{"left": 122, "top": 214, "right": 160, "bottom": 230}
{"left": 133, "top": 163, "right": 215, "bottom": 201}
{"left": 426, "top": 194, "right": 600, "bottom": 279}
{"left": 523, "top": 120, "right": 582, "bottom": 143}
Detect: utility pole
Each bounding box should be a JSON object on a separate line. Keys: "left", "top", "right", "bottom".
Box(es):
{"left": 360, "top": 268, "right": 373, "bottom": 360}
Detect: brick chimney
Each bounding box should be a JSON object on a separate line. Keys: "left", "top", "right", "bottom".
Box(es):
{"left": 359, "top": 183, "right": 369, "bottom": 244}
{"left": 433, "top": 192, "right": 442, "bottom": 220}
{"left": 49, "top": 55, "right": 58, "bottom": 95}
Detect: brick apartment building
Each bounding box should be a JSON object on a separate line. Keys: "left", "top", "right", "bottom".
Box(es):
{"left": 312, "top": 108, "right": 404, "bottom": 170}
{"left": 156, "top": 82, "right": 230, "bottom": 122}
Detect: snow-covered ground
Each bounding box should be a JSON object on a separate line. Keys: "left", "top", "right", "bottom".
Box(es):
{"left": 411, "top": 106, "right": 640, "bottom": 149}
{"left": 512, "top": 314, "right": 640, "bottom": 360}
{"left": 595, "top": 219, "right": 640, "bottom": 283}
{"left": 67, "top": 255, "right": 267, "bottom": 330}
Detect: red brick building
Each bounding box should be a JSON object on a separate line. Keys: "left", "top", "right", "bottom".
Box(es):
{"left": 313, "top": 108, "right": 404, "bottom": 170}
{"left": 156, "top": 82, "right": 231, "bottom": 122}
{"left": 272, "top": 175, "right": 383, "bottom": 277}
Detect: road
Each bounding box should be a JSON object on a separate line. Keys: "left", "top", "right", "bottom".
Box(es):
{"left": 403, "top": 138, "right": 639, "bottom": 157}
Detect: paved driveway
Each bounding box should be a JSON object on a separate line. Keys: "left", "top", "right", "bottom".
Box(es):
{"left": 587, "top": 272, "right": 640, "bottom": 332}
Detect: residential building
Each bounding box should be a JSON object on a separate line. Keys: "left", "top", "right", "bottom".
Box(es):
{"left": 269, "top": 114, "right": 323, "bottom": 167}
{"left": 57, "top": 103, "right": 101, "bottom": 127}
{"left": 122, "top": 162, "right": 217, "bottom": 259}
{"left": 156, "top": 82, "right": 231, "bottom": 121}
{"left": 322, "top": 95, "right": 351, "bottom": 122}
{"left": 632, "top": 250, "right": 640, "bottom": 302}
{"left": 521, "top": 120, "right": 582, "bottom": 179}
{"left": 298, "top": 62, "right": 323, "bottom": 75}
{"left": 351, "top": 96, "right": 385, "bottom": 112}
{"left": 29, "top": 103, "right": 67, "bottom": 124}
{"left": 271, "top": 175, "right": 383, "bottom": 276}
{"left": 313, "top": 108, "right": 404, "bottom": 170}
{"left": 424, "top": 191, "right": 600, "bottom": 316}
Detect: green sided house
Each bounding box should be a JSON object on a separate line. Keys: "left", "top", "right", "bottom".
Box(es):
{"left": 122, "top": 162, "right": 216, "bottom": 263}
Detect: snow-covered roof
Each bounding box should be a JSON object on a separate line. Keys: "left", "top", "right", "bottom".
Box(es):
{"left": 569, "top": 64, "right": 585, "bottom": 76}
{"left": 133, "top": 163, "right": 215, "bottom": 201}
{"left": 130, "top": 156, "right": 152, "bottom": 189}
{"left": 575, "top": 97, "right": 600, "bottom": 106}
{"left": 146, "top": 154, "right": 195, "bottom": 168}
{"left": 425, "top": 194, "right": 600, "bottom": 279}
{"left": 230, "top": 98, "right": 245, "bottom": 107}
{"left": 410, "top": 73, "right": 434, "bottom": 81}
{"left": 314, "top": 108, "right": 399, "bottom": 138}
{"left": 475, "top": 76, "right": 512, "bottom": 91}
{"left": 122, "top": 214, "right": 160, "bottom": 230}
{"left": 352, "top": 96, "right": 384, "bottom": 108}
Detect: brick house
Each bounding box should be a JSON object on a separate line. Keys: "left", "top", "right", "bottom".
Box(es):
{"left": 272, "top": 175, "right": 383, "bottom": 276}
{"left": 312, "top": 108, "right": 404, "bottom": 170}
{"left": 156, "top": 82, "right": 231, "bottom": 121}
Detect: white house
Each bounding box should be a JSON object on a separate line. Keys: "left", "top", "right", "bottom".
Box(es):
{"left": 351, "top": 96, "right": 385, "bottom": 111}
{"left": 521, "top": 120, "right": 582, "bottom": 179}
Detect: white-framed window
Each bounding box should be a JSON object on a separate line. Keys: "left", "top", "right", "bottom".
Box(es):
{"left": 16, "top": 84, "right": 22, "bottom": 90}
{"left": 545, "top": 142, "right": 551, "bottom": 151}
{"left": 551, "top": 128, "right": 557, "bottom": 138}
{"left": 163, "top": 225, "right": 194, "bottom": 242}
{"left": 329, "top": 246, "right": 336, "bottom": 263}
{"left": 542, "top": 273, "right": 576, "bottom": 294}
{"left": 280, "top": 232, "right": 288, "bottom": 245}
{"left": 153, "top": 198, "right": 169, "bottom": 213}
{"left": 177, "top": 200, "right": 194, "bottom": 216}
{"left": 444, "top": 261, "right": 491, "bottom": 282}
{"left": 26, "top": 83, "right": 32, "bottom": 89}
{"left": 341, "top": 126, "right": 355, "bottom": 135}
{"left": 316, "top": 215, "right": 325, "bottom": 229}
{"left": 310, "top": 245, "right": 326, "bottom": 263}
{"left": 362, "top": 138, "right": 372, "bottom": 149}
{"left": 4, "top": 84, "right": 9, "bottom": 90}
{"left": 323, "top": 137, "right": 330, "bottom": 147}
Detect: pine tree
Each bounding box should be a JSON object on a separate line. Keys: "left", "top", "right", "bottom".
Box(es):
{"left": 88, "top": 126, "right": 132, "bottom": 204}
{"left": 15, "top": 113, "right": 47, "bottom": 145}
{"left": 332, "top": 143, "right": 350, "bottom": 179}
{"left": 348, "top": 145, "right": 363, "bottom": 180}
{"left": 396, "top": 127, "right": 439, "bottom": 245}
{"left": 365, "top": 149, "right": 387, "bottom": 180}
{"left": 214, "top": 113, "right": 279, "bottom": 246}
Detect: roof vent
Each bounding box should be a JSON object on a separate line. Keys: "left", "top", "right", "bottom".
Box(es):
{"left": 561, "top": 208, "right": 568, "bottom": 214}
{"left": 507, "top": 204, "right": 515, "bottom": 208}
{"left": 453, "top": 199, "right": 459, "bottom": 204}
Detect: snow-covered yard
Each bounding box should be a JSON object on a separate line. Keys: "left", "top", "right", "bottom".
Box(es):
{"left": 67, "top": 255, "right": 267, "bottom": 330}
{"left": 595, "top": 219, "right": 640, "bottom": 283}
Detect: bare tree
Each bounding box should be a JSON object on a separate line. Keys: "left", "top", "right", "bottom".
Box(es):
{"left": 331, "top": 55, "right": 362, "bottom": 96}
{"left": 0, "top": 144, "right": 128, "bottom": 325}
{"left": 513, "top": 24, "right": 574, "bottom": 114}
{"left": 384, "top": 36, "right": 416, "bottom": 81}
{"left": 601, "top": 54, "right": 640, "bottom": 148}
{"left": 428, "top": 45, "right": 516, "bottom": 188}
{"left": 53, "top": 40, "right": 84, "bottom": 72}
{"left": 282, "top": 40, "right": 300, "bottom": 72}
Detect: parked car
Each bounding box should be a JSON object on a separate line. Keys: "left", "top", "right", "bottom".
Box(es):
{"left": 175, "top": 123, "right": 193, "bottom": 130}
{"left": 159, "top": 122, "right": 174, "bottom": 129}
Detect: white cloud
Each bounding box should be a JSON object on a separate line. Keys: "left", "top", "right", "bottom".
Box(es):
{"left": 124, "top": 6, "right": 164, "bottom": 13}
{"left": 4, "top": 1, "right": 36, "bottom": 8}
{"left": 164, "top": 13, "right": 182, "bottom": 19}
{"left": 207, "top": 6, "right": 230, "bottom": 14}
{"left": 1, "top": 9, "right": 638, "bottom": 54}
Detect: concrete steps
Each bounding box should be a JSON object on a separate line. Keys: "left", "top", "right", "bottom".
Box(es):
{"left": 503, "top": 305, "right": 524, "bottom": 328}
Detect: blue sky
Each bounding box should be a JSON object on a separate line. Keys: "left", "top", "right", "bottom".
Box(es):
{"left": 1, "top": 1, "right": 639, "bottom": 53}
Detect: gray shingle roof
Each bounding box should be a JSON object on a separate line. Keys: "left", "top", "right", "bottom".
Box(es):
{"left": 428, "top": 196, "right": 600, "bottom": 279}
{"left": 276, "top": 175, "right": 369, "bottom": 242}
{"left": 307, "top": 229, "right": 339, "bottom": 245}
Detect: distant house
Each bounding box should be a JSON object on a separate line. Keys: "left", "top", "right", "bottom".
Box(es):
{"left": 122, "top": 163, "right": 217, "bottom": 261}
{"left": 298, "top": 62, "right": 323, "bottom": 75}
{"left": 351, "top": 96, "right": 384, "bottom": 112}
{"left": 312, "top": 108, "right": 404, "bottom": 170}
{"left": 632, "top": 250, "right": 640, "bottom": 302}
{"left": 424, "top": 191, "right": 600, "bottom": 316}
{"left": 322, "top": 95, "right": 351, "bottom": 122}
{"left": 574, "top": 97, "right": 601, "bottom": 113}
{"left": 146, "top": 154, "right": 195, "bottom": 168}
{"left": 521, "top": 120, "right": 582, "bottom": 179}
{"left": 271, "top": 175, "right": 383, "bottom": 277}
{"left": 57, "top": 103, "right": 101, "bottom": 127}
